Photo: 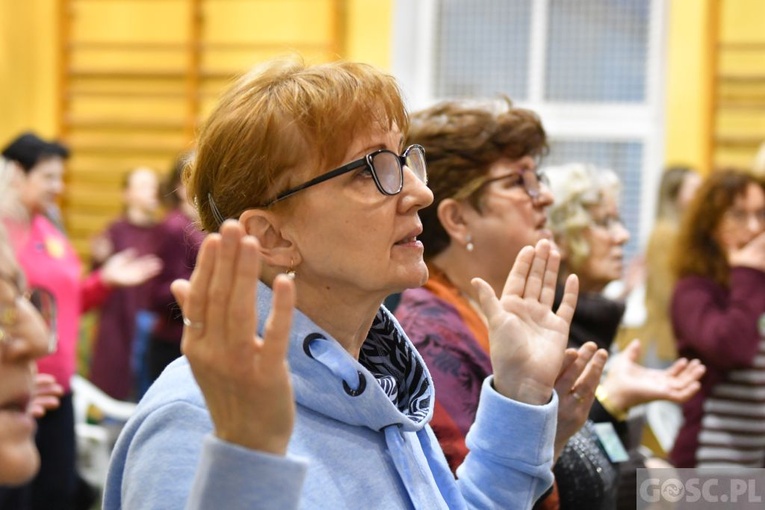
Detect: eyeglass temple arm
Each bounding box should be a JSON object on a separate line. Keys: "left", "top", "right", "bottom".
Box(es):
{"left": 262, "top": 159, "right": 368, "bottom": 207}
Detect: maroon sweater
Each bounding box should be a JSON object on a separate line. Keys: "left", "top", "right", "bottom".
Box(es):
{"left": 670, "top": 267, "right": 765, "bottom": 467}
{"left": 148, "top": 210, "right": 205, "bottom": 344}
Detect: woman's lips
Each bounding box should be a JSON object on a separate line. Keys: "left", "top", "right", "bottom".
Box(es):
{"left": 0, "top": 393, "right": 35, "bottom": 431}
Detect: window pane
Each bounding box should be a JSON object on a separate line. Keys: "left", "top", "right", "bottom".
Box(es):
{"left": 435, "top": 0, "right": 531, "bottom": 99}
{"left": 546, "top": 0, "right": 650, "bottom": 102}
{"left": 543, "top": 140, "right": 643, "bottom": 261}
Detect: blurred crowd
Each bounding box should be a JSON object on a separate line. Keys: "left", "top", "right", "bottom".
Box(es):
{"left": 0, "top": 58, "right": 764, "bottom": 510}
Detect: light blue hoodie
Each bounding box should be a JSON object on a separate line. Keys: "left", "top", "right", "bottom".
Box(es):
{"left": 104, "top": 282, "right": 557, "bottom": 509}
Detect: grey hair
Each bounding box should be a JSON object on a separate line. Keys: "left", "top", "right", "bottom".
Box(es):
{"left": 544, "top": 163, "right": 622, "bottom": 268}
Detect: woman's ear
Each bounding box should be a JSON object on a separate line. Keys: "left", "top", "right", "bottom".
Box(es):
{"left": 239, "top": 209, "right": 299, "bottom": 268}
{"left": 436, "top": 198, "right": 472, "bottom": 246}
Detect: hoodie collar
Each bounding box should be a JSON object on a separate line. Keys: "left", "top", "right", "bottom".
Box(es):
{"left": 256, "top": 281, "right": 433, "bottom": 432}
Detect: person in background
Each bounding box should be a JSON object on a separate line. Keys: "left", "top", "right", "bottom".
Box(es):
{"left": 0, "top": 159, "right": 61, "bottom": 493}
{"left": 669, "top": 168, "right": 765, "bottom": 468}
{"left": 398, "top": 98, "right": 612, "bottom": 510}
{"left": 0, "top": 247, "right": 51, "bottom": 490}
{"left": 0, "top": 132, "right": 162, "bottom": 510}
{"left": 105, "top": 58, "right": 582, "bottom": 509}
{"left": 638, "top": 165, "right": 701, "bottom": 368}
{"left": 144, "top": 154, "right": 205, "bottom": 388}
{"left": 399, "top": 100, "right": 702, "bottom": 510}
{"left": 89, "top": 166, "right": 162, "bottom": 400}
{"left": 544, "top": 162, "right": 705, "bottom": 509}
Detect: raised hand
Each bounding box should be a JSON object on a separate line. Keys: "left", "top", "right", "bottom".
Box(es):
{"left": 473, "top": 239, "right": 579, "bottom": 405}
{"left": 599, "top": 339, "right": 706, "bottom": 413}
{"left": 30, "top": 373, "right": 63, "bottom": 418}
{"left": 553, "top": 342, "right": 608, "bottom": 461}
{"left": 100, "top": 249, "right": 163, "bottom": 287}
{"left": 170, "top": 220, "right": 296, "bottom": 455}
{"left": 728, "top": 230, "right": 765, "bottom": 272}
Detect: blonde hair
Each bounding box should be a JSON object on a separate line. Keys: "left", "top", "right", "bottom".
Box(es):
{"left": 188, "top": 57, "right": 409, "bottom": 232}
{"left": 545, "top": 163, "right": 622, "bottom": 269}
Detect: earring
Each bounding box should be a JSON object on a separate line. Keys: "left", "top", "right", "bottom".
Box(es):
{"left": 285, "top": 259, "right": 296, "bottom": 280}
{"left": 466, "top": 235, "right": 474, "bottom": 253}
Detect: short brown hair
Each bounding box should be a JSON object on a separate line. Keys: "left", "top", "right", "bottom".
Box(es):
{"left": 405, "top": 97, "right": 547, "bottom": 259}
{"left": 187, "top": 57, "right": 408, "bottom": 232}
{"left": 672, "top": 168, "right": 765, "bottom": 286}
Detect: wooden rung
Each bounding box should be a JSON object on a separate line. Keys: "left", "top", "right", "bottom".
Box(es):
{"left": 717, "top": 42, "right": 765, "bottom": 51}
{"left": 717, "top": 74, "right": 765, "bottom": 83}
{"left": 201, "top": 41, "right": 334, "bottom": 51}
{"left": 67, "top": 89, "right": 187, "bottom": 99}
{"left": 68, "top": 41, "right": 188, "bottom": 51}
{"left": 714, "top": 136, "right": 765, "bottom": 147}
{"left": 68, "top": 142, "right": 184, "bottom": 155}
{"left": 69, "top": 68, "right": 187, "bottom": 79}
{"left": 716, "top": 102, "right": 765, "bottom": 110}
{"left": 65, "top": 115, "right": 187, "bottom": 130}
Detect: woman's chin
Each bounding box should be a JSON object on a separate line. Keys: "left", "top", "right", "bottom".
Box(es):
{"left": 0, "top": 443, "right": 40, "bottom": 486}
{"left": 386, "top": 264, "right": 430, "bottom": 295}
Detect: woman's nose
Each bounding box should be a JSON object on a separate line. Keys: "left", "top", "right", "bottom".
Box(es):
{"left": 401, "top": 165, "right": 433, "bottom": 210}
{"left": 612, "top": 222, "right": 630, "bottom": 244}
{"left": 4, "top": 298, "right": 52, "bottom": 360}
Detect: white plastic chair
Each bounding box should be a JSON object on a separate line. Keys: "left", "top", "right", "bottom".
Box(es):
{"left": 645, "top": 399, "right": 684, "bottom": 456}
{"left": 71, "top": 374, "right": 137, "bottom": 490}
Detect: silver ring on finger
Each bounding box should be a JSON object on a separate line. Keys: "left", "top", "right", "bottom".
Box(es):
{"left": 182, "top": 316, "right": 205, "bottom": 330}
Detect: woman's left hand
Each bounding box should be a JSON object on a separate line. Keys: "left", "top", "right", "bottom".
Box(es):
{"left": 30, "top": 373, "right": 63, "bottom": 418}
{"left": 599, "top": 339, "right": 706, "bottom": 413}
{"left": 474, "top": 239, "right": 579, "bottom": 405}
{"left": 553, "top": 341, "right": 608, "bottom": 461}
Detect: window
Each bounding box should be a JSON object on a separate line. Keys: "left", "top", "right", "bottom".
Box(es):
{"left": 393, "top": 0, "right": 667, "bottom": 261}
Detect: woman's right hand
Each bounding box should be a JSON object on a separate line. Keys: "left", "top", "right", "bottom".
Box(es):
{"left": 100, "top": 249, "right": 163, "bottom": 287}
{"left": 170, "top": 220, "right": 296, "bottom": 455}
{"left": 599, "top": 339, "right": 705, "bottom": 414}
{"left": 728, "top": 230, "right": 765, "bottom": 272}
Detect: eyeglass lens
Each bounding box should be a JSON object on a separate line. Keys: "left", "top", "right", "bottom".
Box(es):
{"left": 523, "top": 170, "right": 548, "bottom": 199}
{"left": 369, "top": 146, "right": 427, "bottom": 194}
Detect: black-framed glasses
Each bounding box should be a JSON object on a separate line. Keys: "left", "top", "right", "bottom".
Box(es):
{"left": 261, "top": 144, "right": 428, "bottom": 207}
{"left": 476, "top": 168, "right": 549, "bottom": 203}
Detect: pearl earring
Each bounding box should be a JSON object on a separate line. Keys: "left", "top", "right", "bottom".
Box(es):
{"left": 466, "top": 235, "right": 474, "bottom": 252}
{"left": 285, "top": 259, "right": 296, "bottom": 279}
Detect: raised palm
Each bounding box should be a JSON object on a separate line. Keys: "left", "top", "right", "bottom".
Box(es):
{"left": 474, "top": 239, "right": 579, "bottom": 405}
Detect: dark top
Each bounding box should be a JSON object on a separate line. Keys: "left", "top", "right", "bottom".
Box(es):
{"left": 90, "top": 219, "right": 158, "bottom": 399}
{"left": 670, "top": 267, "right": 765, "bottom": 468}
{"left": 554, "top": 286, "right": 644, "bottom": 510}
{"left": 148, "top": 209, "right": 205, "bottom": 344}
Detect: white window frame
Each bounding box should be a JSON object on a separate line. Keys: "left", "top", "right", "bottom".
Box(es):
{"left": 392, "top": 0, "right": 669, "bottom": 245}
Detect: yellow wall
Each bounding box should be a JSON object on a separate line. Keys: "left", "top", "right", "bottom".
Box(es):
{"left": 664, "top": 0, "right": 715, "bottom": 174}
{"left": 0, "top": 0, "right": 59, "bottom": 144}
{"left": 7, "top": 1, "right": 753, "bottom": 180}
{"left": 0, "top": 0, "right": 392, "bottom": 146}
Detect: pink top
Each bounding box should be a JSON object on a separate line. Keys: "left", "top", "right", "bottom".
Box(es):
{"left": 7, "top": 214, "right": 110, "bottom": 392}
